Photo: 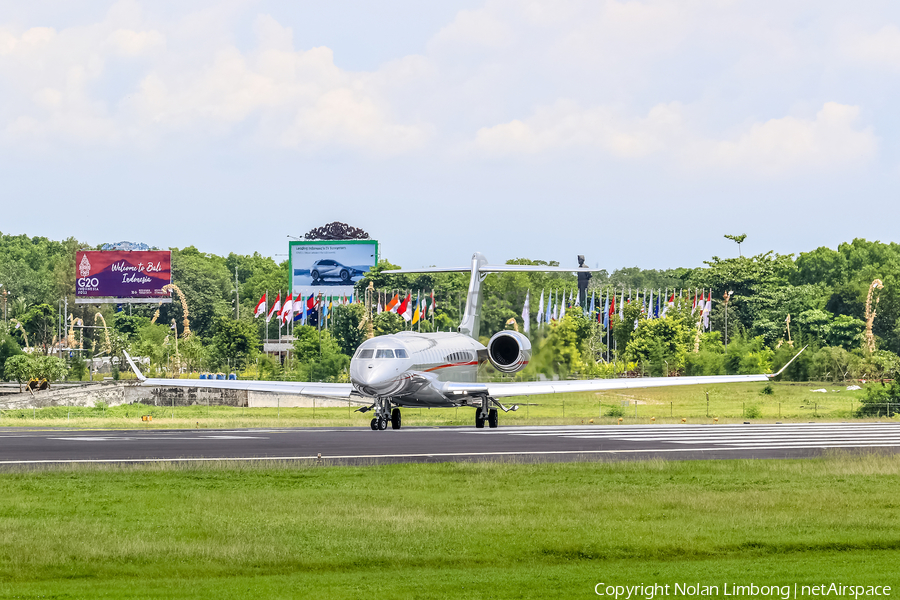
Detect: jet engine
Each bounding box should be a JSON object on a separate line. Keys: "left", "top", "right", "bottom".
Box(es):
{"left": 487, "top": 330, "right": 531, "bottom": 373}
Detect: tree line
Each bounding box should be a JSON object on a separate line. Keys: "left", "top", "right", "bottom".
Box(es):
{"left": 2, "top": 232, "right": 900, "bottom": 396}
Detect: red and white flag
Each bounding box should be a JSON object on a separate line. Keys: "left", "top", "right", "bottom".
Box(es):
{"left": 281, "top": 293, "right": 293, "bottom": 325}
{"left": 266, "top": 293, "right": 281, "bottom": 323}
{"left": 254, "top": 293, "right": 267, "bottom": 318}
{"left": 702, "top": 292, "right": 712, "bottom": 330}
{"left": 398, "top": 293, "right": 412, "bottom": 321}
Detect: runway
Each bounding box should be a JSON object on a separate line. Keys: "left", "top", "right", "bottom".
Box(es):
{"left": 1, "top": 422, "right": 899, "bottom": 466}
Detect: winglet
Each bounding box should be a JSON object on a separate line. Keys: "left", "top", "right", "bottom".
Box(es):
{"left": 122, "top": 350, "right": 146, "bottom": 382}
{"left": 768, "top": 345, "right": 808, "bottom": 379}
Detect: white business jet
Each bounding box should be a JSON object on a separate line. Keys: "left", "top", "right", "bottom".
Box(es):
{"left": 125, "top": 252, "right": 802, "bottom": 431}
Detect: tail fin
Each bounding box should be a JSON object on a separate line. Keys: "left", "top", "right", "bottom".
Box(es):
{"left": 122, "top": 350, "right": 146, "bottom": 382}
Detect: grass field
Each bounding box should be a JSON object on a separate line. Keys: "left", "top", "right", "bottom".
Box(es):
{"left": 0, "top": 381, "right": 891, "bottom": 429}
{"left": 0, "top": 453, "right": 898, "bottom": 598}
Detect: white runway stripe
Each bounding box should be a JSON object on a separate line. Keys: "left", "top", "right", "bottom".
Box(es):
{"left": 470, "top": 423, "right": 900, "bottom": 449}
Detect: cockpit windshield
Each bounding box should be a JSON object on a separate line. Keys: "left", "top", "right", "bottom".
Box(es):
{"left": 358, "top": 348, "right": 408, "bottom": 359}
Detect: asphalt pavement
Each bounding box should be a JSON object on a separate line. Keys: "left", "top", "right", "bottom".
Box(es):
{"left": 0, "top": 422, "right": 898, "bottom": 466}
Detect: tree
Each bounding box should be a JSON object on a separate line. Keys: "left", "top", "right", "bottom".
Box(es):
{"left": 291, "top": 326, "right": 350, "bottom": 382}
{"left": 330, "top": 303, "right": 366, "bottom": 356}
{"left": 210, "top": 317, "right": 258, "bottom": 371}
{"left": 4, "top": 355, "right": 34, "bottom": 391}
{"left": 724, "top": 233, "right": 748, "bottom": 257}
{"left": 626, "top": 313, "right": 692, "bottom": 375}
{"left": 0, "top": 331, "right": 22, "bottom": 380}
{"left": 374, "top": 312, "right": 404, "bottom": 337}
{"left": 530, "top": 314, "right": 584, "bottom": 377}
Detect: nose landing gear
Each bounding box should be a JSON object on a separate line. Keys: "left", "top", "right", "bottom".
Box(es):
{"left": 367, "top": 398, "right": 398, "bottom": 431}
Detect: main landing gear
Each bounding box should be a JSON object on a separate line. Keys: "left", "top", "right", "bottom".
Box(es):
{"left": 474, "top": 397, "right": 518, "bottom": 429}
{"left": 475, "top": 408, "right": 498, "bottom": 429}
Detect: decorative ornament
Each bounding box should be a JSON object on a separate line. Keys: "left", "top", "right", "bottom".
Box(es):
{"left": 303, "top": 222, "right": 369, "bottom": 241}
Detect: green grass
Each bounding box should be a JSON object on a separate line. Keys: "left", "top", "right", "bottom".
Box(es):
{"left": 0, "top": 454, "right": 898, "bottom": 598}
{"left": 0, "top": 381, "right": 889, "bottom": 429}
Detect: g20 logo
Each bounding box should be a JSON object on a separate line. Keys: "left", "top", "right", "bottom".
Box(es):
{"left": 77, "top": 277, "right": 99, "bottom": 289}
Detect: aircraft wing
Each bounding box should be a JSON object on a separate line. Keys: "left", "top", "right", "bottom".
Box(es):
{"left": 123, "top": 351, "right": 354, "bottom": 399}
{"left": 438, "top": 347, "right": 805, "bottom": 398}
{"left": 136, "top": 377, "right": 355, "bottom": 398}
{"left": 486, "top": 373, "right": 769, "bottom": 397}
{"left": 435, "top": 373, "right": 769, "bottom": 398}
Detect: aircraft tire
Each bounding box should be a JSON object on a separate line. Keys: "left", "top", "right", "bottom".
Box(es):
{"left": 488, "top": 409, "right": 498, "bottom": 428}
{"left": 391, "top": 408, "right": 402, "bottom": 430}
{"left": 378, "top": 417, "right": 388, "bottom": 430}
{"left": 475, "top": 411, "right": 485, "bottom": 428}
{"left": 370, "top": 418, "right": 378, "bottom": 430}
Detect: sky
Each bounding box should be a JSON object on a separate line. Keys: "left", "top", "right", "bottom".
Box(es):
{"left": 1, "top": 1, "right": 899, "bottom": 270}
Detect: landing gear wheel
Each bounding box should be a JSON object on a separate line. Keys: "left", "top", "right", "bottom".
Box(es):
{"left": 378, "top": 417, "right": 388, "bottom": 430}
{"left": 475, "top": 410, "right": 486, "bottom": 428}
{"left": 488, "top": 408, "right": 498, "bottom": 428}
{"left": 391, "top": 408, "right": 402, "bottom": 430}
{"left": 370, "top": 418, "right": 378, "bottom": 430}
{"left": 340, "top": 269, "right": 351, "bottom": 282}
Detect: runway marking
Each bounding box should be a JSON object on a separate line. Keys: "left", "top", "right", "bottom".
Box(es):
{"left": 49, "top": 435, "right": 267, "bottom": 442}
{"left": 0, "top": 444, "right": 898, "bottom": 466}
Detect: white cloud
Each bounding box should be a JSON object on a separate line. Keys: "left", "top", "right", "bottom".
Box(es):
{"left": 708, "top": 103, "right": 876, "bottom": 175}
{"left": 474, "top": 100, "right": 685, "bottom": 158}
{"left": 0, "top": 7, "right": 430, "bottom": 155}
{"left": 841, "top": 25, "right": 900, "bottom": 70}
{"left": 474, "top": 101, "right": 876, "bottom": 176}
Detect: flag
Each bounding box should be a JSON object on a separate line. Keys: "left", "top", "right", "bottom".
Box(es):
{"left": 266, "top": 293, "right": 281, "bottom": 324}
{"left": 703, "top": 291, "right": 712, "bottom": 330}
{"left": 280, "top": 293, "right": 294, "bottom": 325}
{"left": 429, "top": 290, "right": 435, "bottom": 320}
{"left": 398, "top": 293, "right": 412, "bottom": 321}
{"left": 559, "top": 290, "right": 567, "bottom": 320}
{"left": 385, "top": 293, "right": 400, "bottom": 313}
{"left": 254, "top": 293, "right": 267, "bottom": 318}
{"left": 603, "top": 290, "right": 610, "bottom": 328}
{"left": 293, "top": 298, "right": 305, "bottom": 324}
{"left": 522, "top": 289, "right": 530, "bottom": 334}
{"left": 545, "top": 291, "right": 552, "bottom": 324}
{"left": 537, "top": 290, "right": 544, "bottom": 327}
{"left": 589, "top": 291, "right": 595, "bottom": 317}
{"left": 647, "top": 289, "right": 653, "bottom": 319}
{"left": 619, "top": 288, "right": 624, "bottom": 319}
{"left": 412, "top": 291, "right": 421, "bottom": 325}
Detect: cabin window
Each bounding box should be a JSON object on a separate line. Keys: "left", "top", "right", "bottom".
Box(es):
{"left": 445, "top": 351, "right": 474, "bottom": 363}
{"left": 357, "top": 349, "right": 374, "bottom": 359}
{"left": 375, "top": 349, "right": 395, "bottom": 359}
{"left": 395, "top": 349, "right": 409, "bottom": 358}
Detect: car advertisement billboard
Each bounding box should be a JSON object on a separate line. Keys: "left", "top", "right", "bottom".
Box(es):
{"left": 290, "top": 240, "right": 378, "bottom": 299}
{"left": 75, "top": 250, "right": 172, "bottom": 298}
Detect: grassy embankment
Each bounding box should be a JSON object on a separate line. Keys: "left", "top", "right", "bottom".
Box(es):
{"left": 0, "top": 453, "right": 898, "bottom": 598}
{"left": 0, "top": 381, "right": 887, "bottom": 428}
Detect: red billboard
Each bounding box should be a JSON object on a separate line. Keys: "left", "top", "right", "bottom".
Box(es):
{"left": 76, "top": 251, "right": 171, "bottom": 298}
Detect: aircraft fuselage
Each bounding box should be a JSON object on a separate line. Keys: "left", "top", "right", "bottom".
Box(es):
{"left": 350, "top": 331, "right": 487, "bottom": 407}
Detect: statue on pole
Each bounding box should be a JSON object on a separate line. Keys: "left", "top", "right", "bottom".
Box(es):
{"left": 577, "top": 255, "right": 591, "bottom": 308}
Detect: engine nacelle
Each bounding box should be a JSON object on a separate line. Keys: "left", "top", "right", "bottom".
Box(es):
{"left": 487, "top": 330, "right": 532, "bottom": 373}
